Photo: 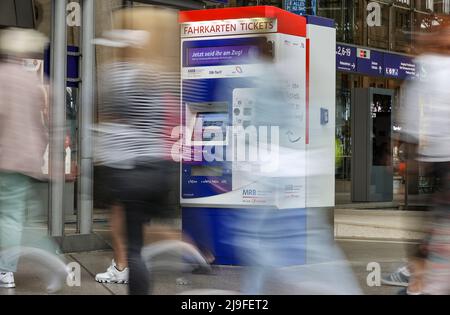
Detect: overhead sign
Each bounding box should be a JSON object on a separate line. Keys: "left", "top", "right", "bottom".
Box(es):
{"left": 181, "top": 18, "right": 277, "bottom": 38}
{"left": 336, "top": 44, "right": 356, "bottom": 72}
{"left": 284, "top": 0, "right": 307, "bottom": 16}
{"left": 384, "top": 54, "right": 416, "bottom": 80}
{"left": 336, "top": 44, "right": 417, "bottom": 80}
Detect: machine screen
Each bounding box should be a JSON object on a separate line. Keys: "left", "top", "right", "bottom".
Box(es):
{"left": 192, "top": 112, "right": 228, "bottom": 142}
{"left": 187, "top": 45, "right": 260, "bottom": 67}
{"left": 191, "top": 166, "right": 223, "bottom": 177}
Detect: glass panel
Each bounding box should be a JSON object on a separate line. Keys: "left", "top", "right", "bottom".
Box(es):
{"left": 0, "top": 0, "right": 18, "bottom": 27}
{"left": 318, "top": 0, "right": 344, "bottom": 40}
{"left": 371, "top": 93, "right": 392, "bottom": 166}
{"left": 395, "top": 0, "right": 411, "bottom": 8}
{"left": 434, "top": 0, "right": 450, "bottom": 13}
{"left": 392, "top": 6, "right": 413, "bottom": 53}
{"left": 336, "top": 73, "right": 352, "bottom": 180}
{"left": 66, "top": 87, "right": 79, "bottom": 181}
{"left": 369, "top": 91, "right": 394, "bottom": 201}
{"left": 367, "top": 1, "right": 390, "bottom": 49}
{"left": 415, "top": 0, "right": 434, "bottom": 12}
{"left": 389, "top": 81, "right": 405, "bottom": 203}
{"left": 335, "top": 73, "right": 352, "bottom": 204}
{"left": 317, "top": 0, "right": 361, "bottom": 43}
{"left": 64, "top": 87, "right": 79, "bottom": 234}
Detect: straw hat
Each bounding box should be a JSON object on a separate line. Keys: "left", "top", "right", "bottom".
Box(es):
{"left": 92, "top": 29, "right": 151, "bottom": 48}
{"left": 0, "top": 27, "right": 48, "bottom": 57}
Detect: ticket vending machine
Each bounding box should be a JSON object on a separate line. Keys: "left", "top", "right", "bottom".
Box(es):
{"left": 180, "top": 7, "right": 336, "bottom": 265}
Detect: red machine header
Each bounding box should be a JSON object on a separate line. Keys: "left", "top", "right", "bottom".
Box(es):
{"left": 179, "top": 6, "right": 306, "bottom": 38}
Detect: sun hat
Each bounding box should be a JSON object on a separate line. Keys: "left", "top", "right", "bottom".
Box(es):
{"left": 0, "top": 27, "right": 48, "bottom": 57}
{"left": 92, "top": 29, "right": 150, "bottom": 48}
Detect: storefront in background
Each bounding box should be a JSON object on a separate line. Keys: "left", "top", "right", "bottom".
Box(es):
{"left": 314, "top": 0, "right": 449, "bottom": 206}
{"left": 230, "top": 1, "right": 449, "bottom": 206}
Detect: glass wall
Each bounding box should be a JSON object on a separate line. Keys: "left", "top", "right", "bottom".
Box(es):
{"left": 335, "top": 73, "right": 353, "bottom": 203}
{"left": 229, "top": 0, "right": 449, "bottom": 206}
{"left": 316, "top": 1, "right": 361, "bottom": 43}
{"left": 247, "top": 0, "right": 445, "bottom": 54}
{"left": 392, "top": 4, "right": 412, "bottom": 53}
{"left": 366, "top": 1, "right": 390, "bottom": 50}
{"left": 335, "top": 73, "right": 352, "bottom": 183}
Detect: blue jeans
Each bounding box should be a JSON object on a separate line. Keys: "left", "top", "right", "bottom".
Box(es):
{"left": 0, "top": 172, "right": 30, "bottom": 272}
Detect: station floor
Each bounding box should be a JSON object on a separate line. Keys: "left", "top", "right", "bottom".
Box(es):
{"left": 0, "top": 239, "right": 413, "bottom": 295}
{"left": 0, "top": 206, "right": 422, "bottom": 295}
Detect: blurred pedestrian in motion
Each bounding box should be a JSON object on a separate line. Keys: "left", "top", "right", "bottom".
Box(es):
{"left": 216, "top": 45, "right": 361, "bottom": 295}
{"left": 0, "top": 28, "right": 49, "bottom": 288}
{"left": 93, "top": 7, "right": 181, "bottom": 295}
{"left": 398, "top": 15, "right": 450, "bottom": 295}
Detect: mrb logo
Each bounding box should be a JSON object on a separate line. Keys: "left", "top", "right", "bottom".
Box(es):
{"left": 243, "top": 189, "right": 257, "bottom": 196}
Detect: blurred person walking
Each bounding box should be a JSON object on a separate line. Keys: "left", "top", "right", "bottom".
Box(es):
{"left": 398, "top": 15, "right": 450, "bottom": 295}
{"left": 93, "top": 7, "right": 181, "bottom": 295}
{"left": 217, "top": 50, "right": 361, "bottom": 295}
{"left": 0, "top": 28, "right": 48, "bottom": 288}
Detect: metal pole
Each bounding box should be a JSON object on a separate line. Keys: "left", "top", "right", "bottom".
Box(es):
{"left": 49, "top": 0, "right": 67, "bottom": 237}
{"left": 78, "top": 0, "right": 95, "bottom": 234}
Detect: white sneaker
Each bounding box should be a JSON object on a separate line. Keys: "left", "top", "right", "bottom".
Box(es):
{"left": 95, "top": 260, "right": 129, "bottom": 284}
{"left": 0, "top": 272, "right": 15, "bottom": 288}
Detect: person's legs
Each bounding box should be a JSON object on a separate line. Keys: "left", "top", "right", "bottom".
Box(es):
{"left": 402, "top": 162, "right": 435, "bottom": 294}
{"left": 422, "top": 162, "right": 450, "bottom": 294}
{"left": 95, "top": 166, "right": 130, "bottom": 284}
{"left": 119, "top": 162, "right": 175, "bottom": 294}
{"left": 0, "top": 172, "right": 29, "bottom": 273}
{"left": 407, "top": 258, "right": 426, "bottom": 294}
{"left": 405, "top": 220, "right": 431, "bottom": 293}
{"left": 111, "top": 204, "right": 127, "bottom": 270}
{"left": 95, "top": 203, "right": 130, "bottom": 284}
{"left": 124, "top": 205, "right": 151, "bottom": 295}
{"left": 420, "top": 207, "right": 450, "bottom": 294}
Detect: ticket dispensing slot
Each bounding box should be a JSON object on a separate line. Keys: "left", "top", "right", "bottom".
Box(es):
{"left": 185, "top": 102, "right": 229, "bottom": 147}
